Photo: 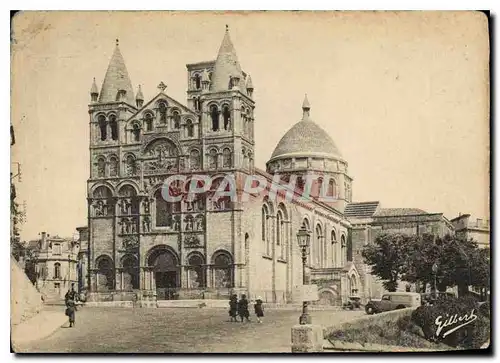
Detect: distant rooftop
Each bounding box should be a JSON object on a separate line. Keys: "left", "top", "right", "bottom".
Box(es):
{"left": 344, "top": 201, "right": 380, "bottom": 219}
{"left": 374, "top": 208, "right": 428, "bottom": 217}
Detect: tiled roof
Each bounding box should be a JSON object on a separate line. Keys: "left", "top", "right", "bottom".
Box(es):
{"left": 374, "top": 208, "right": 428, "bottom": 217}
{"left": 344, "top": 201, "right": 380, "bottom": 218}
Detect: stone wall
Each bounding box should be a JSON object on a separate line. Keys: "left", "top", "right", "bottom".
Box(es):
{"left": 11, "top": 258, "right": 44, "bottom": 326}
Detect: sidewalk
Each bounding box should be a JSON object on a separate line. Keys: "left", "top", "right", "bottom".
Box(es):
{"left": 11, "top": 307, "right": 68, "bottom": 350}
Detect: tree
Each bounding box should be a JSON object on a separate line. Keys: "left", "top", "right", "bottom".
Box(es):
{"left": 361, "top": 233, "right": 411, "bottom": 291}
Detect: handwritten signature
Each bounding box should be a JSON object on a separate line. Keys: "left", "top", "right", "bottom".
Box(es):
{"left": 435, "top": 309, "right": 477, "bottom": 338}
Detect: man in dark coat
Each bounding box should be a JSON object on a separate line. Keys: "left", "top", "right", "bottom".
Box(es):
{"left": 254, "top": 297, "right": 264, "bottom": 323}
{"left": 237, "top": 294, "right": 250, "bottom": 323}
{"left": 229, "top": 294, "right": 238, "bottom": 322}
{"left": 64, "top": 283, "right": 78, "bottom": 327}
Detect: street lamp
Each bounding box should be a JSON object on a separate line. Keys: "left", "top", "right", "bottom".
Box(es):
{"left": 297, "top": 226, "right": 312, "bottom": 325}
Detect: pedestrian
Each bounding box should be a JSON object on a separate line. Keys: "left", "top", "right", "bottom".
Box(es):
{"left": 238, "top": 294, "right": 250, "bottom": 322}
{"left": 228, "top": 294, "right": 238, "bottom": 322}
{"left": 254, "top": 297, "right": 264, "bottom": 323}
{"left": 64, "top": 283, "right": 78, "bottom": 327}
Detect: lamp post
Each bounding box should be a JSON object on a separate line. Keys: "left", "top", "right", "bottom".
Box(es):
{"left": 297, "top": 226, "right": 312, "bottom": 325}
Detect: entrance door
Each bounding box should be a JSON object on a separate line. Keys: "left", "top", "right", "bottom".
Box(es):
{"left": 150, "top": 249, "right": 179, "bottom": 300}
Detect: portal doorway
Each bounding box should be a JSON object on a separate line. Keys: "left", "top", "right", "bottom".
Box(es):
{"left": 148, "top": 247, "right": 179, "bottom": 300}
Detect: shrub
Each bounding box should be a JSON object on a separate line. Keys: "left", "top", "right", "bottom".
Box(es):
{"left": 410, "top": 296, "right": 489, "bottom": 349}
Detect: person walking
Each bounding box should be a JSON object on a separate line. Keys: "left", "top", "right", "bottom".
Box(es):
{"left": 238, "top": 294, "right": 250, "bottom": 323}
{"left": 254, "top": 297, "right": 264, "bottom": 323}
{"left": 228, "top": 294, "right": 238, "bottom": 322}
{"left": 64, "top": 283, "right": 78, "bottom": 327}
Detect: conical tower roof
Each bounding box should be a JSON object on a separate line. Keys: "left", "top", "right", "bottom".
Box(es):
{"left": 98, "top": 39, "right": 135, "bottom": 105}
{"left": 246, "top": 74, "right": 254, "bottom": 90}
{"left": 90, "top": 77, "right": 99, "bottom": 95}
{"left": 210, "top": 26, "right": 243, "bottom": 92}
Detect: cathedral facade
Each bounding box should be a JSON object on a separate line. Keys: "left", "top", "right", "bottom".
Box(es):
{"left": 86, "top": 28, "right": 453, "bottom": 306}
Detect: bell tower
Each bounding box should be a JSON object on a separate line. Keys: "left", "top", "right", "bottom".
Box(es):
{"left": 186, "top": 26, "right": 255, "bottom": 174}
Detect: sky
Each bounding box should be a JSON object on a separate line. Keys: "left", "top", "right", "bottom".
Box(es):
{"left": 10, "top": 11, "right": 490, "bottom": 241}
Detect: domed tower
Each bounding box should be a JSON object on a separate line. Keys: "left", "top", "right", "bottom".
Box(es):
{"left": 266, "top": 95, "right": 352, "bottom": 212}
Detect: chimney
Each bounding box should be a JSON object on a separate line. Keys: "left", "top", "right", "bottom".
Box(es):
{"left": 41, "top": 231, "right": 47, "bottom": 249}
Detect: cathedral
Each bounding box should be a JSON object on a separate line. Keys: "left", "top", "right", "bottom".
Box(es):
{"left": 86, "top": 27, "right": 454, "bottom": 306}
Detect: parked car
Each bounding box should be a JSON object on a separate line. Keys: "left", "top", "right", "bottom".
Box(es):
{"left": 365, "top": 292, "right": 421, "bottom": 314}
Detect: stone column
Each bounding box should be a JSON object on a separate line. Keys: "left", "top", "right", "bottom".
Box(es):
{"left": 291, "top": 324, "right": 324, "bottom": 352}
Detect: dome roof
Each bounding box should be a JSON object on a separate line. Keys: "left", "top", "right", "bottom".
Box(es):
{"left": 269, "top": 96, "right": 343, "bottom": 161}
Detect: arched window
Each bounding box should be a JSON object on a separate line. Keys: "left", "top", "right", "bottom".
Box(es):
{"left": 262, "top": 205, "right": 271, "bottom": 256}
{"left": 118, "top": 185, "right": 139, "bottom": 215}
{"left": 209, "top": 149, "right": 218, "bottom": 169}
{"left": 222, "top": 148, "right": 232, "bottom": 168}
{"left": 328, "top": 178, "right": 337, "bottom": 199}
{"left": 212, "top": 251, "right": 233, "bottom": 288}
{"left": 109, "top": 115, "right": 118, "bottom": 140}
{"left": 341, "top": 235, "right": 346, "bottom": 267}
{"left": 109, "top": 156, "right": 118, "bottom": 177}
{"left": 186, "top": 120, "right": 194, "bottom": 137}
{"left": 276, "top": 210, "right": 287, "bottom": 260}
{"left": 347, "top": 233, "right": 353, "bottom": 262}
{"left": 158, "top": 102, "right": 167, "bottom": 124}
{"left": 187, "top": 254, "right": 205, "bottom": 288}
{"left": 132, "top": 124, "right": 140, "bottom": 142}
{"left": 194, "top": 74, "right": 201, "bottom": 89}
{"left": 172, "top": 111, "right": 181, "bottom": 129}
{"left": 315, "top": 225, "right": 323, "bottom": 267}
{"left": 155, "top": 189, "right": 173, "bottom": 228}
{"left": 189, "top": 149, "right": 200, "bottom": 170}
{"left": 331, "top": 230, "right": 338, "bottom": 268}
{"left": 145, "top": 113, "right": 153, "bottom": 132}
{"left": 125, "top": 155, "right": 136, "bottom": 176}
{"left": 210, "top": 105, "right": 219, "bottom": 131}
{"left": 222, "top": 105, "right": 231, "bottom": 130}
{"left": 194, "top": 98, "right": 200, "bottom": 111}
{"left": 97, "top": 157, "right": 105, "bottom": 178}
{"left": 98, "top": 115, "right": 107, "bottom": 141}
{"left": 54, "top": 262, "right": 61, "bottom": 279}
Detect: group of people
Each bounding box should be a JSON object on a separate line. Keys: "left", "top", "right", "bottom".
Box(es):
{"left": 229, "top": 294, "right": 264, "bottom": 323}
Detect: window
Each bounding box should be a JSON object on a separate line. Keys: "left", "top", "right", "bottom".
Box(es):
{"left": 97, "top": 157, "right": 105, "bottom": 178}
{"left": 109, "top": 115, "right": 118, "bottom": 140}
{"left": 328, "top": 178, "right": 337, "bottom": 198}
{"left": 132, "top": 124, "right": 140, "bottom": 142}
{"left": 222, "top": 105, "right": 231, "bottom": 130}
{"left": 341, "top": 235, "right": 346, "bottom": 266}
{"left": 209, "top": 149, "right": 218, "bottom": 169}
{"left": 172, "top": 111, "right": 181, "bottom": 129}
{"left": 145, "top": 113, "right": 153, "bottom": 131}
{"left": 210, "top": 105, "right": 219, "bottom": 131}
{"left": 194, "top": 74, "right": 201, "bottom": 89}
{"left": 155, "top": 189, "right": 173, "bottom": 228}
{"left": 109, "top": 157, "right": 118, "bottom": 177}
{"left": 276, "top": 209, "right": 287, "bottom": 260}
{"left": 53, "top": 243, "right": 61, "bottom": 255}
{"left": 222, "top": 148, "right": 232, "bottom": 168}
{"left": 331, "top": 230, "right": 338, "bottom": 267}
{"left": 262, "top": 205, "right": 271, "bottom": 256}
{"left": 125, "top": 155, "right": 137, "bottom": 176}
{"left": 186, "top": 120, "right": 194, "bottom": 137}
{"left": 54, "top": 262, "right": 61, "bottom": 279}
{"left": 98, "top": 115, "right": 107, "bottom": 141}
{"left": 190, "top": 149, "right": 200, "bottom": 170}
{"left": 315, "top": 225, "right": 323, "bottom": 267}
{"left": 159, "top": 102, "right": 167, "bottom": 124}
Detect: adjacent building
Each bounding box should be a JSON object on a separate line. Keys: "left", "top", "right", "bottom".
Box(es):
{"left": 450, "top": 214, "right": 490, "bottom": 249}
{"left": 24, "top": 232, "right": 79, "bottom": 301}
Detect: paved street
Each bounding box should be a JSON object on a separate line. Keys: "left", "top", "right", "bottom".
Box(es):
{"left": 16, "top": 306, "right": 364, "bottom": 353}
